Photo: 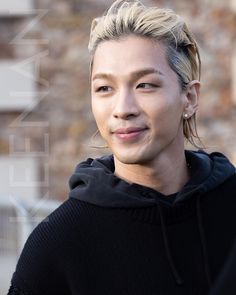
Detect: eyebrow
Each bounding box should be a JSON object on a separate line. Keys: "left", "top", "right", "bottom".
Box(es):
{"left": 92, "top": 68, "right": 164, "bottom": 82}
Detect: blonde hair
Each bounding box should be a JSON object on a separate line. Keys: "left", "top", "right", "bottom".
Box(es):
{"left": 88, "top": 0, "right": 202, "bottom": 148}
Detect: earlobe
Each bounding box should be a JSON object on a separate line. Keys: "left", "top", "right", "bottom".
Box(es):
{"left": 184, "top": 80, "right": 200, "bottom": 116}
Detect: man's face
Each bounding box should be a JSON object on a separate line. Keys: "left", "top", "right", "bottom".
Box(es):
{"left": 91, "top": 36, "right": 189, "bottom": 165}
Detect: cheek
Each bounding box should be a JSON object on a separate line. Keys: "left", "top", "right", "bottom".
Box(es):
{"left": 147, "top": 100, "right": 182, "bottom": 132}
{"left": 92, "top": 99, "right": 108, "bottom": 133}
{"left": 92, "top": 98, "right": 102, "bottom": 119}
{"left": 158, "top": 92, "right": 184, "bottom": 117}
{"left": 92, "top": 100, "right": 100, "bottom": 124}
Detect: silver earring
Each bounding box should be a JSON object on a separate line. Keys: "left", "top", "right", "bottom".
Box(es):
{"left": 183, "top": 113, "right": 188, "bottom": 119}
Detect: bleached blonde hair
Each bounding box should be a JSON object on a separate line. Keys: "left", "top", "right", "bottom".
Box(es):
{"left": 88, "top": 0, "right": 202, "bottom": 148}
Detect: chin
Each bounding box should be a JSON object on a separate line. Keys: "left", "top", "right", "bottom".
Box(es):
{"left": 114, "top": 151, "right": 152, "bottom": 165}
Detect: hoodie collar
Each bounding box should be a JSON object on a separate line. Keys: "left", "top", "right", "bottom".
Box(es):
{"left": 175, "top": 150, "right": 235, "bottom": 203}
{"left": 69, "top": 150, "right": 235, "bottom": 207}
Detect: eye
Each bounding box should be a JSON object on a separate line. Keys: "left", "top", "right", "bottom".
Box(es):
{"left": 96, "top": 86, "right": 112, "bottom": 92}
{"left": 137, "top": 83, "right": 158, "bottom": 89}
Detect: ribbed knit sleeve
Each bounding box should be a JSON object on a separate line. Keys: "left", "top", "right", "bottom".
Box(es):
{"left": 7, "top": 187, "right": 236, "bottom": 295}
{"left": 7, "top": 285, "right": 33, "bottom": 295}
{"left": 7, "top": 199, "right": 84, "bottom": 295}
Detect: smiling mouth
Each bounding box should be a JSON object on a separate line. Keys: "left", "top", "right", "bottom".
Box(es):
{"left": 113, "top": 127, "right": 148, "bottom": 134}
{"left": 112, "top": 127, "right": 148, "bottom": 141}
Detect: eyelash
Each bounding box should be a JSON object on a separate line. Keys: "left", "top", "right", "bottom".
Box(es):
{"left": 96, "top": 83, "right": 158, "bottom": 93}
{"left": 96, "top": 86, "right": 112, "bottom": 92}
{"left": 137, "top": 83, "right": 158, "bottom": 89}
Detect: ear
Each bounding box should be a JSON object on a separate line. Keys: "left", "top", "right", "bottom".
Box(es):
{"left": 184, "top": 80, "right": 200, "bottom": 116}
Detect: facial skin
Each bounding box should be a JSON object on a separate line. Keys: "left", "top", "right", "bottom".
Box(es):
{"left": 91, "top": 36, "right": 200, "bottom": 194}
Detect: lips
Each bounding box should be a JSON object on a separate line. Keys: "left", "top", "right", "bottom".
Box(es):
{"left": 113, "top": 127, "right": 147, "bottom": 134}
{"left": 112, "top": 126, "right": 148, "bottom": 141}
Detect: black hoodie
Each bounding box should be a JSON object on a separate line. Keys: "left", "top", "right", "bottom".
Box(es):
{"left": 69, "top": 150, "right": 235, "bottom": 207}
{"left": 69, "top": 149, "right": 236, "bottom": 291}
{"left": 8, "top": 150, "right": 236, "bottom": 295}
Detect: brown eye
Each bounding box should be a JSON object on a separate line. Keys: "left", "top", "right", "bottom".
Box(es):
{"left": 96, "top": 86, "right": 112, "bottom": 92}
{"left": 137, "top": 83, "right": 158, "bottom": 89}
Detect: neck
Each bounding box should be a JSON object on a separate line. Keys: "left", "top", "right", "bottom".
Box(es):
{"left": 114, "top": 148, "right": 190, "bottom": 196}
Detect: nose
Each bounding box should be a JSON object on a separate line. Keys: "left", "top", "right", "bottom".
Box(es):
{"left": 113, "top": 89, "right": 140, "bottom": 120}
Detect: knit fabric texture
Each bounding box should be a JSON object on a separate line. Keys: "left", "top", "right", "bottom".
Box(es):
{"left": 7, "top": 173, "right": 236, "bottom": 294}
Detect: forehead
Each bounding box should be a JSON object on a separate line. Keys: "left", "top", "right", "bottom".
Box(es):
{"left": 91, "top": 36, "right": 172, "bottom": 79}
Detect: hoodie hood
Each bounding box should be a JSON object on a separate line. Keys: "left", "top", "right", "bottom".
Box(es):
{"left": 69, "top": 149, "right": 236, "bottom": 288}
{"left": 69, "top": 150, "right": 235, "bottom": 207}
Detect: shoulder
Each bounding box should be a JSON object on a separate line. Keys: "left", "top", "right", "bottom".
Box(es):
{"left": 218, "top": 171, "right": 236, "bottom": 192}
{"left": 210, "top": 238, "right": 236, "bottom": 295}
{"left": 17, "top": 198, "right": 94, "bottom": 257}
{"left": 206, "top": 172, "right": 236, "bottom": 207}
{"left": 9, "top": 198, "right": 95, "bottom": 294}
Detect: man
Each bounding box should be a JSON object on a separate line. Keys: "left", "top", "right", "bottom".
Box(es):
{"left": 8, "top": 1, "right": 236, "bottom": 294}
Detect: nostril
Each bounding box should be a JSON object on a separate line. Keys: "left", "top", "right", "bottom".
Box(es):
{"left": 113, "top": 112, "right": 138, "bottom": 120}
{"left": 113, "top": 102, "right": 140, "bottom": 119}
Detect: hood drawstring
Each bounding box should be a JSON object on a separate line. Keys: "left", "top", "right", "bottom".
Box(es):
{"left": 157, "top": 196, "right": 212, "bottom": 288}
{"left": 196, "top": 195, "right": 212, "bottom": 288}
{"left": 157, "top": 202, "right": 184, "bottom": 285}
